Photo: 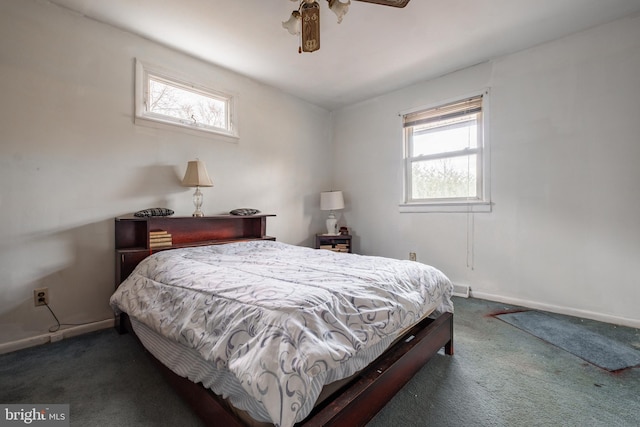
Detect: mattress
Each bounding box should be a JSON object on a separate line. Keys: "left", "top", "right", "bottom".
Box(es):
{"left": 111, "top": 240, "right": 453, "bottom": 427}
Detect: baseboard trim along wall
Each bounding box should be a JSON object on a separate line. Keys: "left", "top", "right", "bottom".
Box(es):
{"left": 471, "top": 290, "right": 640, "bottom": 329}
{"left": 3, "top": 291, "right": 637, "bottom": 353}
{"left": 0, "top": 318, "right": 114, "bottom": 355}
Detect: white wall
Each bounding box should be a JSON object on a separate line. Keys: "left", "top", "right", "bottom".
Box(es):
{"left": 332, "top": 14, "right": 640, "bottom": 328}
{"left": 2, "top": 1, "right": 638, "bottom": 352}
{"left": 0, "top": 0, "right": 333, "bottom": 348}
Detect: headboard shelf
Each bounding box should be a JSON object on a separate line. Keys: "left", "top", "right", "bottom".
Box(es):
{"left": 115, "top": 214, "right": 275, "bottom": 285}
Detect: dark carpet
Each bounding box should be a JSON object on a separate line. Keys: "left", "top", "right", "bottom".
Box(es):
{"left": 497, "top": 310, "right": 640, "bottom": 371}
{"left": 1, "top": 297, "right": 639, "bottom": 426}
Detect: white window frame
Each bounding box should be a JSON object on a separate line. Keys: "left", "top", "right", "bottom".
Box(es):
{"left": 399, "top": 89, "right": 491, "bottom": 213}
{"left": 134, "top": 59, "right": 239, "bottom": 141}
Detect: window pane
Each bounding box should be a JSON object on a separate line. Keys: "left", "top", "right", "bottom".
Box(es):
{"left": 412, "top": 115, "right": 477, "bottom": 157}
{"left": 148, "top": 77, "right": 227, "bottom": 129}
{"left": 411, "top": 155, "right": 477, "bottom": 199}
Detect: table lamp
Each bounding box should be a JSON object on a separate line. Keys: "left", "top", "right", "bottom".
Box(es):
{"left": 320, "top": 190, "right": 344, "bottom": 235}
{"left": 182, "top": 160, "right": 213, "bottom": 217}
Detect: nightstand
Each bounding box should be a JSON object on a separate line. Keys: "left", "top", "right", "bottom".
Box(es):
{"left": 315, "top": 234, "right": 352, "bottom": 253}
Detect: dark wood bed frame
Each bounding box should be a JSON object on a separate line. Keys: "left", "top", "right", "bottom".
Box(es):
{"left": 114, "top": 214, "right": 454, "bottom": 427}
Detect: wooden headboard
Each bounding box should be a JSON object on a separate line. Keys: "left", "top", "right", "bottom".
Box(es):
{"left": 114, "top": 214, "right": 275, "bottom": 286}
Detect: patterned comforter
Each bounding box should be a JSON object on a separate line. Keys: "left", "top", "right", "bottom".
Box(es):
{"left": 110, "top": 240, "right": 453, "bottom": 427}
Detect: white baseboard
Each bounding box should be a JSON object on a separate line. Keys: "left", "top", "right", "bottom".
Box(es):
{"left": 0, "top": 318, "right": 115, "bottom": 355}
{"left": 471, "top": 290, "right": 640, "bottom": 329}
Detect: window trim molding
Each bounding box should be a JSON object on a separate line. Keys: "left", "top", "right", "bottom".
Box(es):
{"left": 134, "top": 59, "right": 239, "bottom": 141}
{"left": 399, "top": 88, "right": 491, "bottom": 213}
{"left": 399, "top": 201, "right": 492, "bottom": 213}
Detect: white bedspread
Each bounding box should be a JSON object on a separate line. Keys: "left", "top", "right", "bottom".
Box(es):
{"left": 110, "top": 240, "right": 453, "bottom": 427}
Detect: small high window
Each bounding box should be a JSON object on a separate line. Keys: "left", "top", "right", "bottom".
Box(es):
{"left": 135, "top": 60, "right": 238, "bottom": 139}
{"left": 400, "top": 91, "right": 491, "bottom": 213}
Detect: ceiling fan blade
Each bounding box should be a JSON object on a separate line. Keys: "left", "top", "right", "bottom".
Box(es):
{"left": 353, "top": 0, "right": 411, "bottom": 7}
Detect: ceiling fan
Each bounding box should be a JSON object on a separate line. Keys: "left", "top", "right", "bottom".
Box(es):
{"left": 354, "top": 0, "right": 410, "bottom": 6}
{"left": 283, "top": 0, "right": 411, "bottom": 53}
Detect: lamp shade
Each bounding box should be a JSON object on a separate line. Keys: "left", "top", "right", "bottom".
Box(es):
{"left": 182, "top": 160, "right": 213, "bottom": 187}
{"left": 320, "top": 191, "right": 344, "bottom": 211}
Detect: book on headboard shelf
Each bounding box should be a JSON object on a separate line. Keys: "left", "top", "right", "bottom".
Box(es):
{"left": 149, "top": 241, "right": 173, "bottom": 249}
{"left": 149, "top": 230, "right": 172, "bottom": 248}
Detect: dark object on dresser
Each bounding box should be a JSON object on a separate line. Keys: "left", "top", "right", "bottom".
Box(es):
{"left": 229, "top": 208, "right": 261, "bottom": 216}
{"left": 133, "top": 208, "right": 174, "bottom": 217}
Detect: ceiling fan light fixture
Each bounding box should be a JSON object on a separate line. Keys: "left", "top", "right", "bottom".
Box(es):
{"left": 282, "top": 10, "right": 301, "bottom": 35}
{"left": 282, "top": 0, "right": 410, "bottom": 53}
{"left": 328, "top": 0, "right": 351, "bottom": 24}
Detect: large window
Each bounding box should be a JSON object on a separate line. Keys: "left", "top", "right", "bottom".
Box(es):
{"left": 135, "top": 60, "right": 238, "bottom": 140}
{"left": 401, "top": 91, "right": 490, "bottom": 212}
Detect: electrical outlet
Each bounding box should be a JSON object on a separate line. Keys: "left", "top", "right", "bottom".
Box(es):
{"left": 34, "top": 287, "right": 49, "bottom": 306}
{"left": 409, "top": 252, "right": 417, "bottom": 261}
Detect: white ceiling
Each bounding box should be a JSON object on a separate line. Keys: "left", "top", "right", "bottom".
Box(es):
{"left": 49, "top": 0, "right": 640, "bottom": 111}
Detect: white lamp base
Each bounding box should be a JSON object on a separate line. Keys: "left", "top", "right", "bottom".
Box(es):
{"left": 325, "top": 212, "right": 338, "bottom": 235}
{"left": 192, "top": 187, "right": 205, "bottom": 217}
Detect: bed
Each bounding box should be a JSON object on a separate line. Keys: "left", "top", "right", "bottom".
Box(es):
{"left": 112, "top": 215, "right": 454, "bottom": 427}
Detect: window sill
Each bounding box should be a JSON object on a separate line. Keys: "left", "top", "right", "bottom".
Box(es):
{"left": 399, "top": 201, "right": 492, "bottom": 213}
{"left": 134, "top": 115, "right": 239, "bottom": 143}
